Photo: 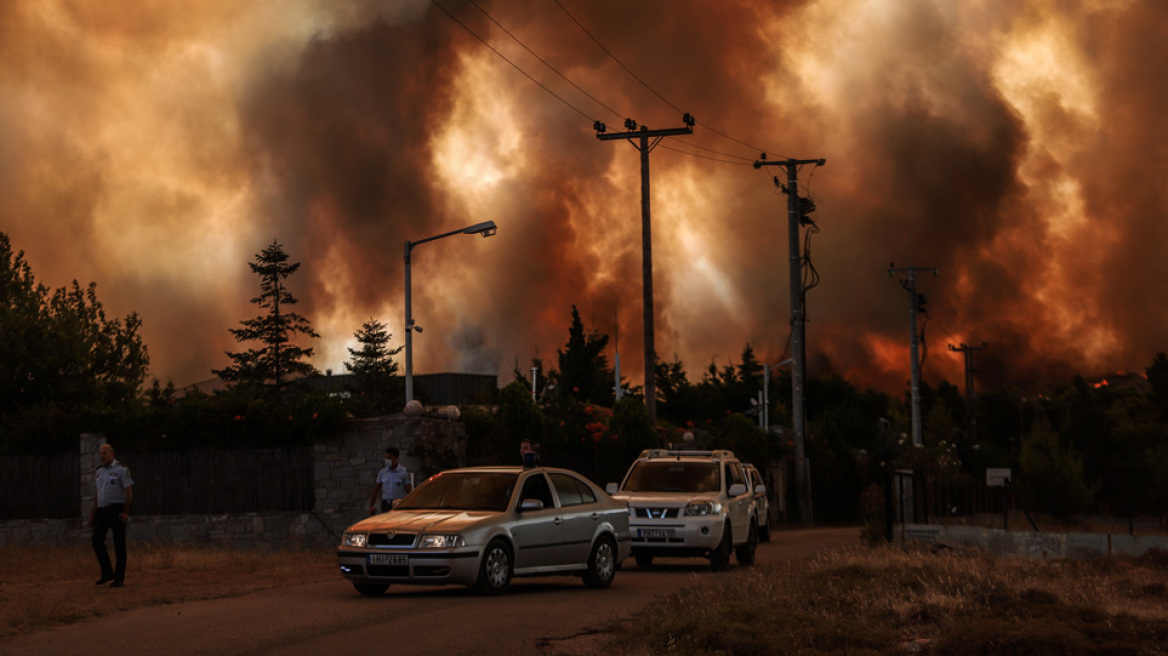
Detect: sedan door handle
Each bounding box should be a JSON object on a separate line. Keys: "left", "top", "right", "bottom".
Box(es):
{"left": 591, "top": 512, "right": 600, "bottom": 520}
{"left": 554, "top": 517, "right": 563, "bottom": 525}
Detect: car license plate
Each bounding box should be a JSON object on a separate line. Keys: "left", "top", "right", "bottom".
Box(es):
{"left": 368, "top": 553, "right": 408, "bottom": 566}
{"left": 639, "top": 528, "right": 675, "bottom": 538}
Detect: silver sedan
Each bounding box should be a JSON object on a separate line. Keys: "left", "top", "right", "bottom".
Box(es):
{"left": 337, "top": 465, "right": 631, "bottom": 595}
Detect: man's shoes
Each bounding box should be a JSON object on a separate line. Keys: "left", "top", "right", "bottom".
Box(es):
{"left": 95, "top": 577, "right": 113, "bottom": 586}
{"left": 110, "top": 580, "right": 124, "bottom": 588}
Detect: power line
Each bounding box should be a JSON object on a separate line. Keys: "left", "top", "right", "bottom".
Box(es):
{"left": 553, "top": 0, "right": 784, "bottom": 160}
{"left": 465, "top": 0, "right": 626, "bottom": 122}
{"left": 658, "top": 143, "right": 755, "bottom": 165}
{"left": 436, "top": 0, "right": 779, "bottom": 168}
{"left": 429, "top": 0, "right": 596, "bottom": 123}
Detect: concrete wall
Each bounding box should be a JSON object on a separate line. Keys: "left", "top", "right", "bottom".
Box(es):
{"left": 0, "top": 413, "right": 466, "bottom": 550}
{"left": 895, "top": 523, "right": 1168, "bottom": 559}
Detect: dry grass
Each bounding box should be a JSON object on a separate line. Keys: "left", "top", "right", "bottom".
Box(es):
{"left": 0, "top": 543, "right": 336, "bottom": 639}
{"left": 604, "top": 544, "right": 1168, "bottom": 655}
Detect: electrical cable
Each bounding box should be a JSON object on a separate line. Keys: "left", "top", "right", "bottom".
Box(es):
{"left": 430, "top": 0, "right": 596, "bottom": 123}
{"left": 552, "top": 0, "right": 785, "bottom": 160}
{"left": 465, "top": 0, "right": 627, "bottom": 122}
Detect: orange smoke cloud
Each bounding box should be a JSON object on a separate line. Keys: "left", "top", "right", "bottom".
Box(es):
{"left": 2, "top": 0, "right": 1165, "bottom": 395}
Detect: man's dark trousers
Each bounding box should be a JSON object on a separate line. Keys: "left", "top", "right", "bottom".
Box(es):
{"left": 92, "top": 503, "right": 126, "bottom": 583}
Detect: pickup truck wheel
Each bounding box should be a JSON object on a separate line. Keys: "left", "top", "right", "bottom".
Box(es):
{"left": 736, "top": 521, "right": 758, "bottom": 566}
{"left": 709, "top": 524, "right": 732, "bottom": 571}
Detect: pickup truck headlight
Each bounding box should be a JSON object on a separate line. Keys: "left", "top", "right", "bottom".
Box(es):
{"left": 419, "top": 534, "right": 466, "bottom": 549}
{"left": 684, "top": 501, "right": 721, "bottom": 516}
{"left": 342, "top": 532, "right": 367, "bottom": 548}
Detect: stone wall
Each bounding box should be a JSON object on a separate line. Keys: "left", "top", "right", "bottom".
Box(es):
{"left": 894, "top": 523, "right": 1168, "bottom": 559}
{"left": 0, "top": 413, "right": 466, "bottom": 550}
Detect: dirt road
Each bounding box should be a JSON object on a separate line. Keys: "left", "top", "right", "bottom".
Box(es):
{"left": 0, "top": 527, "right": 858, "bottom": 656}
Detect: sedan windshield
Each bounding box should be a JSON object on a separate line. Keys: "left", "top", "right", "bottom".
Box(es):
{"left": 395, "top": 472, "right": 517, "bottom": 512}
{"left": 622, "top": 462, "right": 719, "bottom": 493}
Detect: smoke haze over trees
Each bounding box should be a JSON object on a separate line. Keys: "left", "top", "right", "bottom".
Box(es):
{"left": 2, "top": 1, "right": 1165, "bottom": 395}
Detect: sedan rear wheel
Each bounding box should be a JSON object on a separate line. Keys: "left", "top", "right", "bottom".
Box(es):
{"left": 582, "top": 537, "right": 617, "bottom": 589}
{"left": 474, "top": 540, "right": 512, "bottom": 595}
{"left": 353, "top": 582, "right": 389, "bottom": 596}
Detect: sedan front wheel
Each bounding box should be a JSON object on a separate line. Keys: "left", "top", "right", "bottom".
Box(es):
{"left": 474, "top": 540, "right": 513, "bottom": 595}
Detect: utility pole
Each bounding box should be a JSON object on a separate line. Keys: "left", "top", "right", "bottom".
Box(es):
{"left": 948, "top": 342, "right": 988, "bottom": 443}
{"left": 753, "top": 156, "right": 825, "bottom": 524}
{"left": 597, "top": 115, "right": 695, "bottom": 428}
{"left": 888, "top": 265, "right": 937, "bottom": 447}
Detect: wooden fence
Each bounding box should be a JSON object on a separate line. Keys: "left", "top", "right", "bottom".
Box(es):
{"left": 0, "top": 448, "right": 314, "bottom": 520}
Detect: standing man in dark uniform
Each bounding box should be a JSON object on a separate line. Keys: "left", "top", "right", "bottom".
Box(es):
{"left": 369, "top": 447, "right": 412, "bottom": 514}
{"left": 90, "top": 443, "right": 134, "bottom": 588}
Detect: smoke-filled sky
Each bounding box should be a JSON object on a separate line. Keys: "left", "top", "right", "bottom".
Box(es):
{"left": 3, "top": 0, "right": 1165, "bottom": 395}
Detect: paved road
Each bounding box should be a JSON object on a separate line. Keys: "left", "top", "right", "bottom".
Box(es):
{"left": 0, "top": 527, "right": 858, "bottom": 656}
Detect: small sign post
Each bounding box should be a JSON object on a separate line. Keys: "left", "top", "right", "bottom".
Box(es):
{"left": 986, "top": 468, "right": 1012, "bottom": 529}
{"left": 986, "top": 468, "right": 1011, "bottom": 487}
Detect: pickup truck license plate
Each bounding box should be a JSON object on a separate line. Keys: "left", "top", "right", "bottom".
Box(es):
{"left": 639, "top": 528, "right": 675, "bottom": 539}
{"left": 368, "top": 553, "right": 408, "bottom": 566}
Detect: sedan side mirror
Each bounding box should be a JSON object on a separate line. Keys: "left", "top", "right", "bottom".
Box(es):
{"left": 605, "top": 483, "right": 619, "bottom": 495}
{"left": 519, "top": 499, "right": 544, "bottom": 512}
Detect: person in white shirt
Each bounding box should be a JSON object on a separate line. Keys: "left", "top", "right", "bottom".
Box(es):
{"left": 90, "top": 443, "right": 134, "bottom": 587}
{"left": 369, "top": 447, "right": 413, "bottom": 514}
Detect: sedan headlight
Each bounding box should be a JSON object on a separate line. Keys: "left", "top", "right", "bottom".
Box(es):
{"left": 342, "top": 532, "right": 367, "bottom": 548}
{"left": 684, "top": 501, "right": 721, "bottom": 516}
{"left": 419, "top": 534, "right": 466, "bottom": 549}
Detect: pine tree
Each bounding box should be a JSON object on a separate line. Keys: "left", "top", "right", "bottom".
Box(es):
{"left": 344, "top": 318, "right": 402, "bottom": 416}
{"left": 214, "top": 241, "right": 318, "bottom": 390}
{"left": 556, "top": 305, "right": 613, "bottom": 405}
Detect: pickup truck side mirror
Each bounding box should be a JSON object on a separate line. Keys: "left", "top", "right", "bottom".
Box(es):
{"left": 728, "top": 483, "right": 747, "bottom": 497}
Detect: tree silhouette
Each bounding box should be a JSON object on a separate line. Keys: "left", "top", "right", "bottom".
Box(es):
{"left": 344, "top": 318, "right": 402, "bottom": 416}
{"left": 1, "top": 232, "right": 149, "bottom": 452}
{"left": 556, "top": 305, "right": 613, "bottom": 405}
{"left": 214, "top": 241, "right": 318, "bottom": 391}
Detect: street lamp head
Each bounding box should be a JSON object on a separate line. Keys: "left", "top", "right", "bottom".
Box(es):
{"left": 462, "top": 220, "right": 497, "bottom": 238}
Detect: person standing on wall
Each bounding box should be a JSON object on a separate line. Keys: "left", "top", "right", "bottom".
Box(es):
{"left": 520, "top": 439, "right": 541, "bottom": 467}
{"left": 369, "top": 447, "right": 413, "bottom": 514}
{"left": 90, "top": 443, "right": 134, "bottom": 588}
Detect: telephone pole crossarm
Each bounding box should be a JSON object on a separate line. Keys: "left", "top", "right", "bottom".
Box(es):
{"left": 597, "top": 126, "right": 693, "bottom": 142}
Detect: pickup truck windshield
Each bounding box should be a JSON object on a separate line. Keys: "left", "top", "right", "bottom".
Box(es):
{"left": 622, "top": 461, "right": 719, "bottom": 493}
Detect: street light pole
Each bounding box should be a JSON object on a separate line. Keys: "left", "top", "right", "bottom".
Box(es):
{"left": 404, "top": 220, "right": 497, "bottom": 407}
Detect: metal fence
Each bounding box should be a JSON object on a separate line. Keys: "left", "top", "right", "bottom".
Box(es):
{"left": 124, "top": 448, "right": 314, "bottom": 515}
{"left": 0, "top": 453, "right": 80, "bottom": 519}
{"left": 0, "top": 448, "right": 314, "bottom": 520}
